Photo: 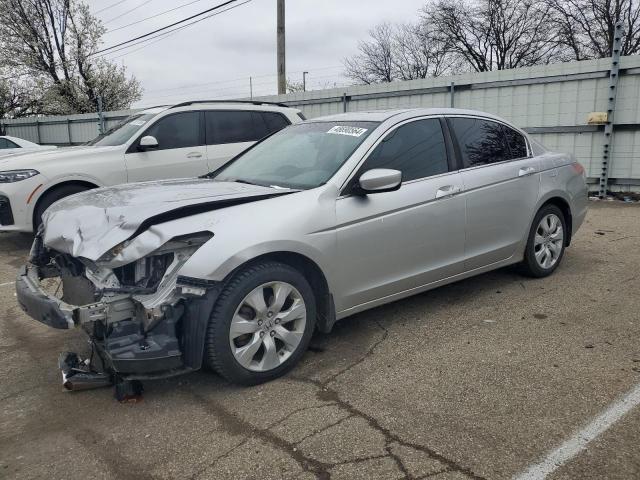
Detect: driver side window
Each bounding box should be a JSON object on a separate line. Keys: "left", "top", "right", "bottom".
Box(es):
{"left": 142, "top": 112, "right": 202, "bottom": 151}
{"left": 363, "top": 119, "right": 449, "bottom": 182}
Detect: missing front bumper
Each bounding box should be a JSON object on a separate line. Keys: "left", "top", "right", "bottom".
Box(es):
{"left": 16, "top": 266, "right": 76, "bottom": 329}
{"left": 16, "top": 263, "right": 223, "bottom": 378}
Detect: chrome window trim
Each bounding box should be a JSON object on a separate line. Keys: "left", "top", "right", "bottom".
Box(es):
{"left": 445, "top": 114, "right": 533, "bottom": 172}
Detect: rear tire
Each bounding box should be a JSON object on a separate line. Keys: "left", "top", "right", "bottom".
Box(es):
{"left": 205, "top": 261, "right": 316, "bottom": 386}
{"left": 520, "top": 204, "right": 567, "bottom": 278}
{"left": 33, "top": 184, "right": 91, "bottom": 231}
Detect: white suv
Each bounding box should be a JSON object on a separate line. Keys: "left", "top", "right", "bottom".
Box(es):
{"left": 0, "top": 101, "right": 304, "bottom": 233}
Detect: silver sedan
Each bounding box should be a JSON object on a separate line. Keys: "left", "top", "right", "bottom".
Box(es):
{"left": 17, "top": 108, "right": 588, "bottom": 388}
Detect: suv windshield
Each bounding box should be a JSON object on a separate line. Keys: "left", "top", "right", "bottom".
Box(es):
{"left": 87, "top": 113, "right": 157, "bottom": 147}
{"left": 212, "top": 121, "right": 378, "bottom": 189}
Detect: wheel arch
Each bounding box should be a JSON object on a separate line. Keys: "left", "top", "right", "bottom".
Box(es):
{"left": 539, "top": 196, "right": 573, "bottom": 246}
{"left": 225, "top": 251, "right": 337, "bottom": 334}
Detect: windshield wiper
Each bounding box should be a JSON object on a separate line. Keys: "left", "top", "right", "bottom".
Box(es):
{"left": 233, "top": 179, "right": 264, "bottom": 186}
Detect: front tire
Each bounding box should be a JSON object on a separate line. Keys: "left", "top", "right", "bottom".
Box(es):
{"left": 520, "top": 204, "right": 567, "bottom": 278}
{"left": 205, "top": 261, "right": 316, "bottom": 385}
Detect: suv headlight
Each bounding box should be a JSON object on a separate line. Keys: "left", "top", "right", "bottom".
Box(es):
{"left": 0, "top": 169, "right": 40, "bottom": 183}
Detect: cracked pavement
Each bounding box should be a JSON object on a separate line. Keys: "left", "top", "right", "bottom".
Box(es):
{"left": 1, "top": 202, "right": 639, "bottom": 479}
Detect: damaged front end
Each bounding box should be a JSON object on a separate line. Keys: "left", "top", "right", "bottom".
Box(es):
{"left": 16, "top": 230, "right": 220, "bottom": 383}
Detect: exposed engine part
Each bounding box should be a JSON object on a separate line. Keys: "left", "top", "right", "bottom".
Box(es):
{"left": 107, "top": 252, "right": 174, "bottom": 295}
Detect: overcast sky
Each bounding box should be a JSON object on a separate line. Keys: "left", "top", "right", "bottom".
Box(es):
{"left": 87, "top": 0, "right": 427, "bottom": 107}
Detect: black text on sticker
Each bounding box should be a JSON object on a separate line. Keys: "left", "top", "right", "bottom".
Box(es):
{"left": 327, "top": 126, "right": 368, "bottom": 137}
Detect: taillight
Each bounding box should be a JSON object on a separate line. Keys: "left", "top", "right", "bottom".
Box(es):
{"left": 572, "top": 162, "right": 585, "bottom": 176}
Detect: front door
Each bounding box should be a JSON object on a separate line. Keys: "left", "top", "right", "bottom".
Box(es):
{"left": 335, "top": 118, "right": 466, "bottom": 313}
{"left": 125, "top": 111, "right": 208, "bottom": 182}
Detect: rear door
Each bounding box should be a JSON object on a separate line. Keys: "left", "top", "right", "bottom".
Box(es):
{"left": 335, "top": 117, "right": 466, "bottom": 312}
{"left": 447, "top": 117, "right": 540, "bottom": 270}
{"left": 204, "top": 111, "right": 291, "bottom": 171}
{"left": 125, "top": 111, "right": 208, "bottom": 182}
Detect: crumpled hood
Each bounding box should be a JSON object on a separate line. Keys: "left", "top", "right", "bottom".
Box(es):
{"left": 42, "top": 178, "right": 293, "bottom": 260}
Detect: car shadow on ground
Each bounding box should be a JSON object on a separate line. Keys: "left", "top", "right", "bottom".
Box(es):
{"left": 142, "top": 263, "right": 546, "bottom": 396}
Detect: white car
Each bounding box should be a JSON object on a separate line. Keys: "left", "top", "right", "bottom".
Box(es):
{"left": 0, "top": 101, "right": 304, "bottom": 233}
{"left": 0, "top": 135, "right": 57, "bottom": 158}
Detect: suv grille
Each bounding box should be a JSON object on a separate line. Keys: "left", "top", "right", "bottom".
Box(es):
{"left": 0, "top": 196, "right": 14, "bottom": 226}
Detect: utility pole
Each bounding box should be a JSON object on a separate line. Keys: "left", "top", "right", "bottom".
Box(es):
{"left": 303, "top": 71, "right": 308, "bottom": 92}
{"left": 277, "top": 0, "right": 286, "bottom": 95}
{"left": 249, "top": 77, "right": 253, "bottom": 100}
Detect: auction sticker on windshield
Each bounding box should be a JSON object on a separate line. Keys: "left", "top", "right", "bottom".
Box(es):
{"left": 327, "top": 126, "right": 368, "bottom": 137}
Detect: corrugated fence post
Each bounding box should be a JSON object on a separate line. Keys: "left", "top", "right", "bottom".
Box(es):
{"left": 599, "top": 22, "right": 625, "bottom": 199}
{"left": 450, "top": 82, "right": 455, "bottom": 108}
{"left": 66, "top": 119, "right": 72, "bottom": 145}
{"left": 35, "top": 119, "right": 41, "bottom": 144}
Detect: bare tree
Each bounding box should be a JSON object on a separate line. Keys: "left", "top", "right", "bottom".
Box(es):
{"left": 286, "top": 78, "right": 305, "bottom": 93}
{"left": 392, "top": 22, "right": 455, "bottom": 80}
{"left": 344, "top": 20, "right": 457, "bottom": 84}
{"left": 426, "top": 0, "right": 561, "bottom": 72}
{"left": 547, "top": 0, "right": 640, "bottom": 59}
{"left": 344, "top": 23, "right": 395, "bottom": 84}
{"left": 0, "top": 0, "right": 141, "bottom": 117}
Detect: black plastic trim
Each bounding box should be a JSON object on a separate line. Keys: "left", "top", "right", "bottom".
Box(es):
{"left": 0, "top": 195, "right": 14, "bottom": 226}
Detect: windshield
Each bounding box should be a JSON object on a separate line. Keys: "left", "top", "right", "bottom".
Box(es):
{"left": 212, "top": 121, "right": 379, "bottom": 189}
{"left": 87, "top": 113, "right": 156, "bottom": 147}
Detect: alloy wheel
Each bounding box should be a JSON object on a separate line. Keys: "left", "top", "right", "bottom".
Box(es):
{"left": 229, "top": 281, "right": 307, "bottom": 372}
{"left": 534, "top": 213, "right": 564, "bottom": 270}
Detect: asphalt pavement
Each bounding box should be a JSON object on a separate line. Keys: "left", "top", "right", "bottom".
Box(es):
{"left": 1, "top": 201, "right": 639, "bottom": 480}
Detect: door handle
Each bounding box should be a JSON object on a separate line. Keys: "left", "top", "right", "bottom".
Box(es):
{"left": 187, "top": 152, "right": 203, "bottom": 158}
{"left": 518, "top": 166, "right": 537, "bottom": 177}
{"left": 435, "top": 185, "right": 462, "bottom": 199}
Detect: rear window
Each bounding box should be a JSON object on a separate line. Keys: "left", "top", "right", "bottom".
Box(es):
{"left": 206, "top": 111, "right": 256, "bottom": 144}
{"left": 449, "top": 117, "right": 510, "bottom": 167}
{"left": 504, "top": 127, "right": 528, "bottom": 159}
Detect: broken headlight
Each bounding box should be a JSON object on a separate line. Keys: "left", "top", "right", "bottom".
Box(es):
{"left": 112, "top": 252, "right": 174, "bottom": 294}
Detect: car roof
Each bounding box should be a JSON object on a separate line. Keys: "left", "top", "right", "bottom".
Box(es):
{"left": 137, "top": 102, "right": 300, "bottom": 116}
{"left": 312, "top": 108, "right": 511, "bottom": 124}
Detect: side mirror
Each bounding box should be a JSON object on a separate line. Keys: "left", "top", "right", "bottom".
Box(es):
{"left": 138, "top": 135, "right": 159, "bottom": 151}
{"left": 357, "top": 169, "right": 402, "bottom": 194}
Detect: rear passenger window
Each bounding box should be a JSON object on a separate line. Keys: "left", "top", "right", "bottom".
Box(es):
{"left": 449, "top": 118, "right": 510, "bottom": 167}
{"left": 504, "top": 126, "right": 528, "bottom": 159}
{"left": 206, "top": 111, "right": 258, "bottom": 144}
{"left": 364, "top": 119, "right": 448, "bottom": 182}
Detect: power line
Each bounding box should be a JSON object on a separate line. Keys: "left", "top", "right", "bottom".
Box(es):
{"left": 95, "top": 0, "right": 127, "bottom": 15}
{"left": 103, "top": 0, "right": 156, "bottom": 25}
{"left": 106, "top": 0, "right": 209, "bottom": 34}
{"left": 143, "top": 65, "right": 343, "bottom": 94}
{"left": 101, "top": 0, "right": 251, "bottom": 58}
{"left": 92, "top": 0, "right": 242, "bottom": 56}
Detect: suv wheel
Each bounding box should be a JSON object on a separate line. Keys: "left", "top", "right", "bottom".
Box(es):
{"left": 521, "top": 204, "right": 567, "bottom": 278}
{"left": 205, "top": 261, "right": 316, "bottom": 385}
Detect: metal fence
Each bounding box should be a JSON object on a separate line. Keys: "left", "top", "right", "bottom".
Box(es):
{"left": 3, "top": 55, "right": 640, "bottom": 190}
